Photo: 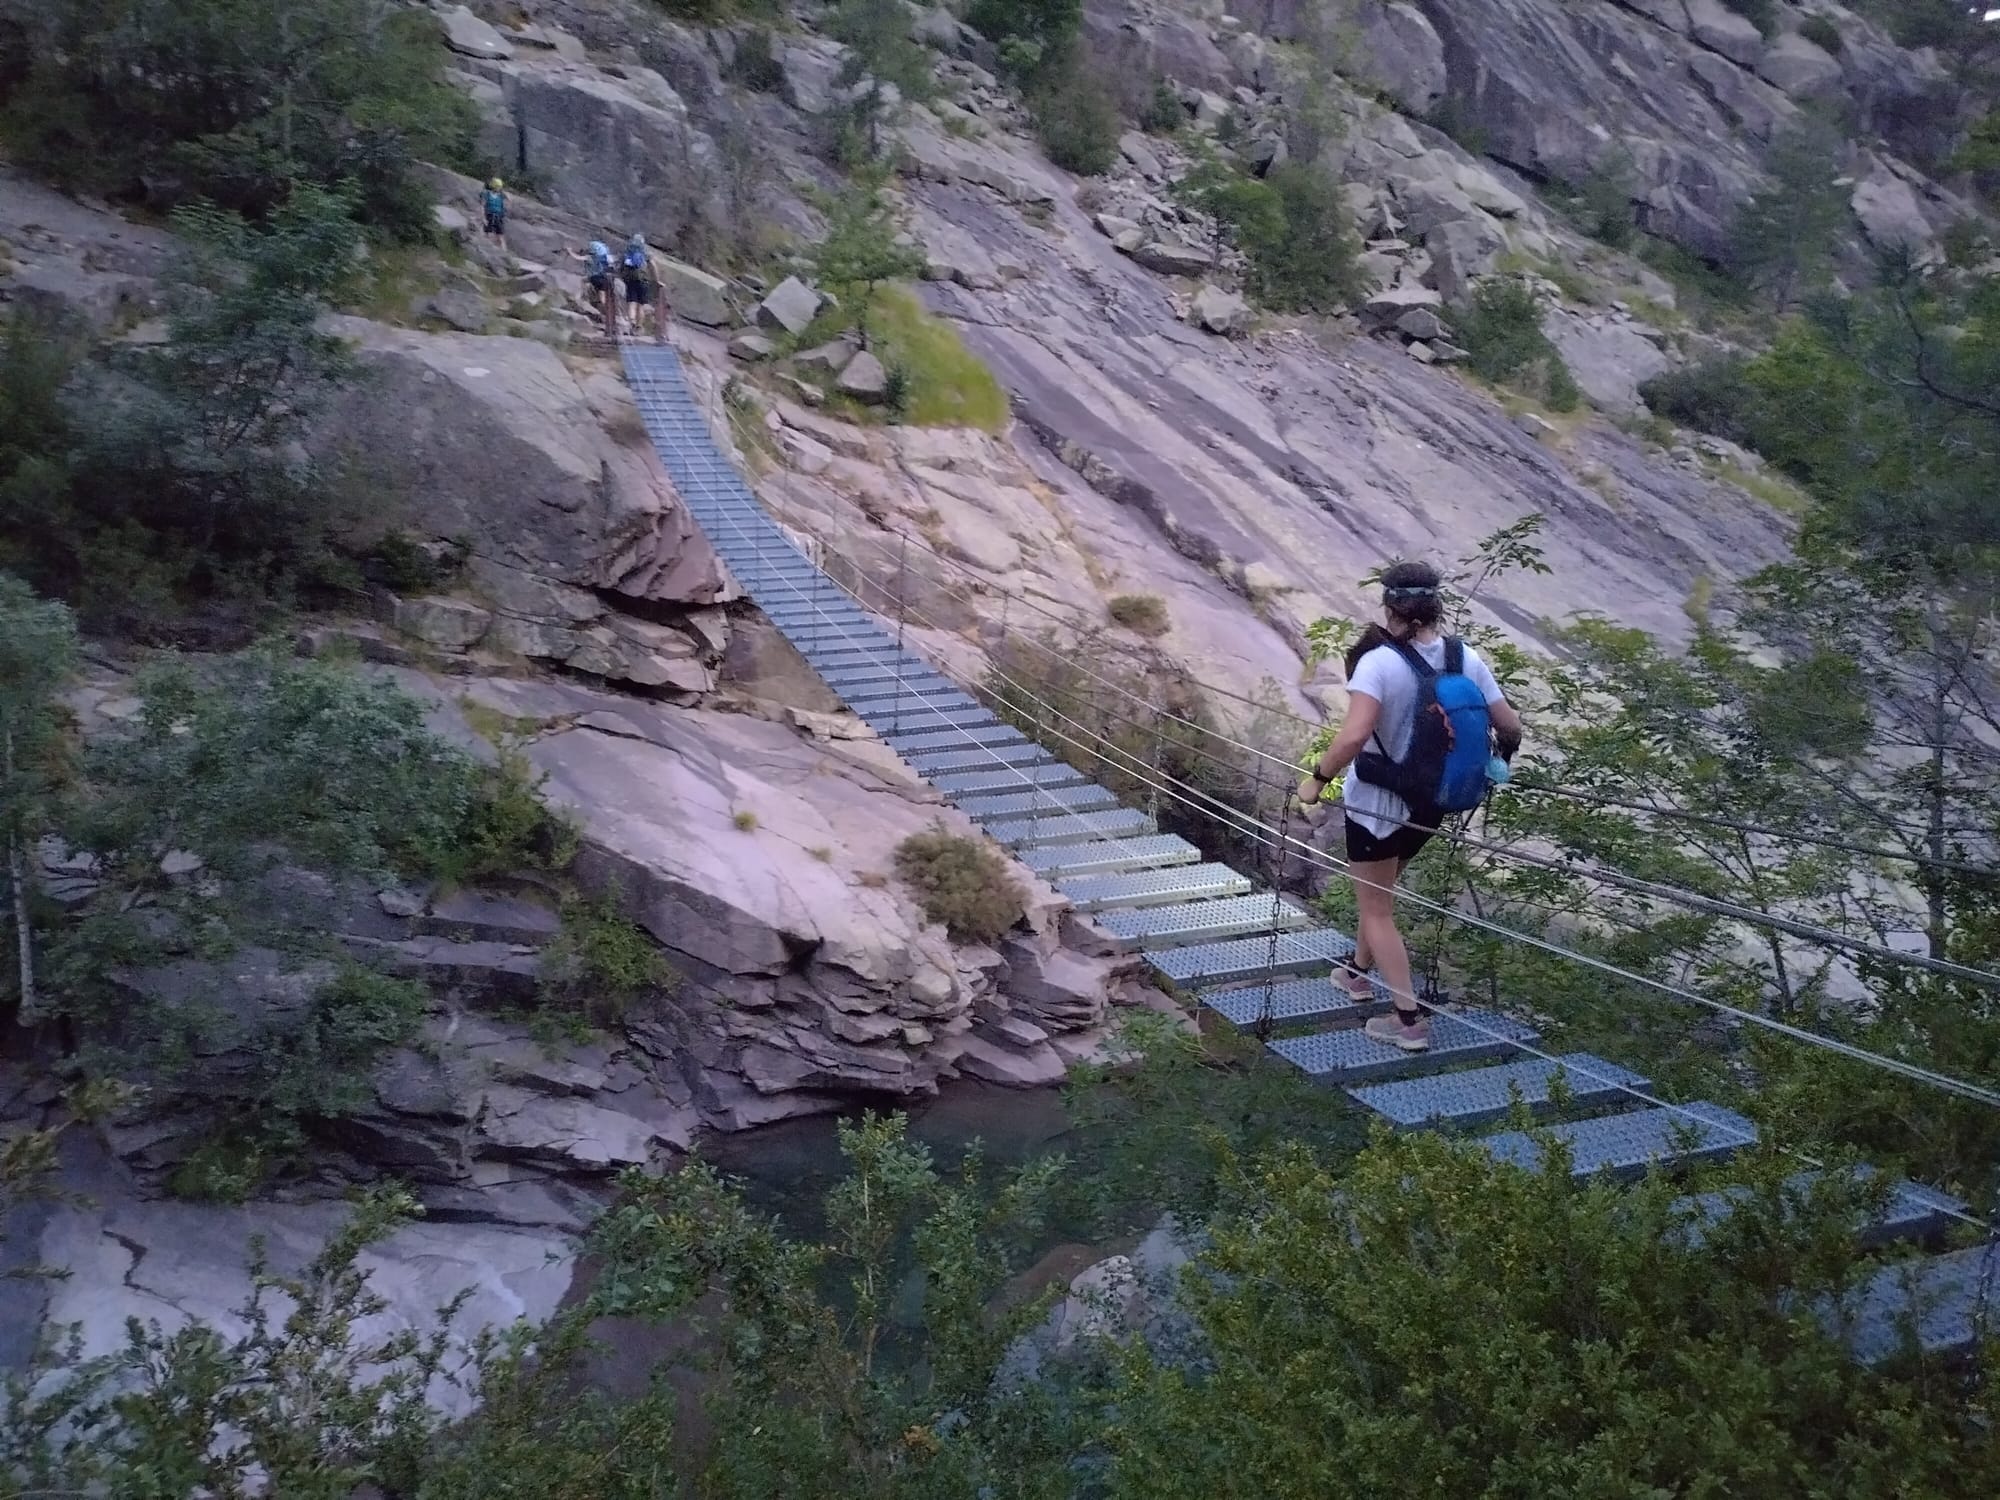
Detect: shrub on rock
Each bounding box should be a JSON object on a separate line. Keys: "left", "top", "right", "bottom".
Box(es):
{"left": 894, "top": 827, "right": 1025, "bottom": 944}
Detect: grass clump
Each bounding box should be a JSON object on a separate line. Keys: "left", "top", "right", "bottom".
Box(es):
{"left": 733, "top": 809, "right": 759, "bottom": 830}
{"left": 795, "top": 287, "right": 1009, "bottom": 431}
{"left": 894, "top": 826, "right": 1026, "bottom": 944}
{"left": 1107, "top": 592, "right": 1171, "bottom": 636}
{"left": 1799, "top": 15, "right": 1844, "bottom": 53}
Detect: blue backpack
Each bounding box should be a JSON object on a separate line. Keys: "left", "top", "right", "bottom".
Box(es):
{"left": 587, "top": 241, "right": 612, "bottom": 273}
{"left": 483, "top": 188, "right": 505, "bottom": 216}
{"left": 1354, "top": 638, "right": 1492, "bottom": 815}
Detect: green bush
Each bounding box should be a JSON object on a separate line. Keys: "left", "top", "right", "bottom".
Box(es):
{"left": 967, "top": 0, "right": 1083, "bottom": 80}
{"left": 1031, "top": 53, "right": 1121, "bottom": 175}
{"left": 1559, "top": 150, "right": 1639, "bottom": 249}
{"left": 1638, "top": 355, "right": 1757, "bottom": 443}
{"left": 1108, "top": 592, "right": 1171, "bottom": 635}
{"left": 1241, "top": 165, "right": 1363, "bottom": 313}
{"left": 1458, "top": 280, "right": 1550, "bottom": 382}
{"left": 0, "top": 0, "right": 475, "bottom": 237}
{"left": 1141, "top": 78, "right": 1184, "bottom": 135}
{"left": 894, "top": 827, "right": 1026, "bottom": 943}
{"left": 731, "top": 25, "right": 787, "bottom": 92}
{"left": 539, "top": 890, "right": 675, "bottom": 1022}
{"left": 1799, "top": 14, "right": 1845, "bottom": 53}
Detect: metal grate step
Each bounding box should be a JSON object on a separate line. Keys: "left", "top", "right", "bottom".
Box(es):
{"left": 1825, "top": 1245, "right": 2000, "bottom": 1365}
{"left": 885, "top": 724, "right": 1029, "bottom": 755}
{"left": 906, "top": 741, "right": 1054, "bottom": 776}
{"left": 799, "top": 641, "right": 921, "bottom": 666}
{"left": 1481, "top": 1102, "right": 1756, "bottom": 1182}
{"left": 1097, "top": 893, "right": 1312, "bottom": 951}
{"left": 862, "top": 703, "right": 1000, "bottom": 735}
{"left": 1199, "top": 975, "right": 1388, "bottom": 1030}
{"left": 959, "top": 784, "right": 1122, "bottom": 821}
{"left": 1018, "top": 835, "right": 1203, "bottom": 880}
{"left": 1671, "top": 1169, "right": 1969, "bottom": 1252}
{"left": 1149, "top": 928, "right": 1357, "bottom": 987}
{"left": 984, "top": 808, "right": 1157, "bottom": 849}
{"left": 841, "top": 679, "right": 972, "bottom": 708}
{"left": 1057, "top": 863, "right": 1251, "bottom": 913}
{"left": 1269, "top": 1008, "right": 1536, "bottom": 1084}
{"left": 931, "top": 764, "right": 1090, "bottom": 798}
{"left": 1348, "top": 1053, "right": 1649, "bottom": 1132}
{"left": 821, "top": 661, "right": 949, "bottom": 692}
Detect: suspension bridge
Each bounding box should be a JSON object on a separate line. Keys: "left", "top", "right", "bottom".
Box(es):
{"left": 621, "top": 340, "right": 1995, "bottom": 1366}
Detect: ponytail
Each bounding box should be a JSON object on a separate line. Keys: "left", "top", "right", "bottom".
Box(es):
{"left": 1343, "top": 623, "right": 1395, "bottom": 679}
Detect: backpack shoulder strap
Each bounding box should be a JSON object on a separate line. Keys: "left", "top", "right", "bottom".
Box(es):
{"left": 1442, "top": 637, "right": 1464, "bottom": 675}
{"left": 1386, "top": 638, "right": 1436, "bottom": 679}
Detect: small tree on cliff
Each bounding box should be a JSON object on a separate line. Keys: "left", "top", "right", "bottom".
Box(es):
{"left": 811, "top": 176, "right": 925, "bottom": 350}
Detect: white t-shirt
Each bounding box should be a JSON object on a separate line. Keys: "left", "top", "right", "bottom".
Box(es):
{"left": 1343, "top": 636, "right": 1504, "bottom": 838}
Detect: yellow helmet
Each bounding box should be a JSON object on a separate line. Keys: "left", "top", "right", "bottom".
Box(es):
{"left": 489, "top": 177, "right": 504, "bottom": 190}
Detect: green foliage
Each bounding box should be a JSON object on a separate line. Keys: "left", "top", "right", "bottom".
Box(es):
{"left": 0, "top": 577, "right": 80, "bottom": 972}
{"left": 1176, "top": 155, "right": 1362, "bottom": 314}
{"left": 794, "top": 286, "right": 1010, "bottom": 431}
{"left": 1639, "top": 353, "right": 1757, "bottom": 442}
{"left": 1720, "top": 0, "right": 1780, "bottom": 36}
{"left": 1554, "top": 148, "right": 1639, "bottom": 249}
{"left": 829, "top": 0, "right": 936, "bottom": 158}
{"left": 1030, "top": 53, "right": 1121, "bottom": 175}
{"left": 1141, "top": 78, "right": 1184, "bottom": 135}
{"left": 539, "top": 888, "right": 675, "bottom": 1022}
{"left": 1800, "top": 14, "right": 1846, "bottom": 53}
{"left": 812, "top": 177, "right": 927, "bottom": 349}
{"left": 894, "top": 827, "right": 1027, "bottom": 944}
{"left": 73, "top": 651, "right": 569, "bottom": 887}
{"left": 883, "top": 360, "right": 913, "bottom": 419}
{"left": 1457, "top": 279, "right": 1581, "bottom": 408}
{"left": 1108, "top": 592, "right": 1171, "bottom": 636}
{"left": 1425, "top": 96, "right": 1491, "bottom": 157}
{"left": 967, "top": 0, "right": 1083, "bottom": 81}
{"left": 1729, "top": 121, "right": 1850, "bottom": 310}
{"left": 0, "top": 0, "right": 476, "bottom": 236}
{"left": 731, "top": 26, "right": 788, "bottom": 93}
{"left": 0, "top": 189, "right": 367, "bottom": 628}
{"left": 1108, "top": 1135, "right": 2000, "bottom": 1499}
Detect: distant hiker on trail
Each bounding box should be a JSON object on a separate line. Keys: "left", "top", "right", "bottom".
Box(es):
{"left": 620, "top": 233, "right": 668, "bottom": 344}
{"left": 569, "top": 239, "right": 618, "bottom": 339}
{"left": 1297, "top": 561, "right": 1523, "bottom": 1054}
{"left": 482, "top": 179, "right": 508, "bottom": 244}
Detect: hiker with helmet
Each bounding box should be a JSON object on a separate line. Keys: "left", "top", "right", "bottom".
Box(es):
{"left": 482, "top": 179, "right": 508, "bottom": 244}
{"left": 1297, "top": 561, "right": 1523, "bottom": 1054}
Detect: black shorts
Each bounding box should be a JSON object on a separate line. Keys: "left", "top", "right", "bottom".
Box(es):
{"left": 588, "top": 270, "right": 613, "bottom": 295}
{"left": 484, "top": 210, "right": 505, "bottom": 234}
{"left": 1344, "top": 814, "right": 1436, "bottom": 865}
{"left": 623, "top": 276, "right": 651, "bottom": 305}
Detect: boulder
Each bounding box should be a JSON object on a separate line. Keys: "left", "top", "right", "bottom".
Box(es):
{"left": 312, "top": 321, "right": 732, "bottom": 674}
{"left": 655, "top": 257, "right": 734, "bottom": 327}
{"left": 1094, "top": 212, "right": 1142, "bottom": 241}
{"left": 837, "top": 350, "right": 891, "bottom": 404}
{"left": 421, "top": 286, "right": 488, "bottom": 333}
{"left": 503, "top": 68, "right": 719, "bottom": 250}
{"left": 1191, "top": 284, "right": 1253, "bottom": 336}
{"left": 441, "top": 5, "right": 513, "bottom": 60}
{"left": 729, "top": 333, "right": 777, "bottom": 362}
{"left": 954, "top": 1034, "right": 1068, "bottom": 1088}
{"left": 1449, "top": 161, "right": 1528, "bottom": 220}
{"left": 1683, "top": 0, "right": 1764, "bottom": 67}
{"left": 796, "top": 338, "right": 858, "bottom": 374}
{"left": 1422, "top": 217, "right": 1502, "bottom": 304}
{"left": 1357, "top": 1, "right": 1449, "bottom": 115}
{"left": 1541, "top": 308, "right": 1672, "bottom": 415}
{"left": 1130, "top": 240, "right": 1214, "bottom": 277}
{"left": 432, "top": 204, "right": 471, "bottom": 240}
{"left": 1756, "top": 32, "right": 1843, "bottom": 98}
{"left": 1613, "top": 0, "right": 1690, "bottom": 29}
{"left": 394, "top": 596, "right": 492, "bottom": 651}
{"left": 1850, "top": 163, "right": 1935, "bottom": 254}
{"left": 1118, "top": 132, "right": 1165, "bottom": 180}
{"left": 1515, "top": 411, "right": 1559, "bottom": 441}
{"left": 776, "top": 35, "right": 849, "bottom": 115}
{"left": 758, "top": 275, "right": 822, "bottom": 336}
{"left": 1361, "top": 284, "right": 1442, "bottom": 327}
{"left": 1395, "top": 307, "right": 1448, "bottom": 340}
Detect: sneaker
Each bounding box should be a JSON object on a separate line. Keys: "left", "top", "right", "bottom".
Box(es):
{"left": 1334, "top": 959, "right": 1376, "bottom": 1001}
{"left": 1363, "top": 1013, "right": 1431, "bottom": 1053}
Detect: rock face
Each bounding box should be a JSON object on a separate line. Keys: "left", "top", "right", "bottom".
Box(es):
{"left": 1358, "top": 1, "right": 1449, "bottom": 115}
{"left": 442, "top": 4, "right": 514, "bottom": 61}
{"left": 313, "top": 321, "right": 731, "bottom": 690}
{"left": 396, "top": 675, "right": 1139, "bottom": 1127}
{"left": 501, "top": 62, "right": 720, "bottom": 249}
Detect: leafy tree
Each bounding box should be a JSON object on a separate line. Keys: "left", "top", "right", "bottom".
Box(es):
{"left": 1559, "top": 147, "right": 1640, "bottom": 249}
{"left": 1457, "top": 279, "right": 1582, "bottom": 409}
{"left": 0, "top": 0, "right": 476, "bottom": 236}
{"left": 830, "top": 0, "right": 936, "bottom": 160}
{"left": 1730, "top": 121, "right": 1851, "bottom": 310}
{"left": 1239, "top": 166, "right": 1363, "bottom": 313}
{"left": 1030, "top": 52, "right": 1122, "bottom": 175}
{"left": 811, "top": 177, "right": 927, "bottom": 348}
{"left": 0, "top": 576, "right": 78, "bottom": 1026}
{"left": 966, "top": 0, "right": 1082, "bottom": 81}
{"left": 0, "top": 188, "right": 365, "bottom": 623}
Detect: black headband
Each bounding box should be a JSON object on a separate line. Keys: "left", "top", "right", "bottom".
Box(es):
{"left": 1384, "top": 584, "right": 1438, "bottom": 600}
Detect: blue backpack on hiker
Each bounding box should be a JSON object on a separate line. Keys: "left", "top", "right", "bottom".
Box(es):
{"left": 1354, "top": 638, "right": 1493, "bottom": 815}
{"left": 587, "top": 241, "right": 612, "bottom": 274}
